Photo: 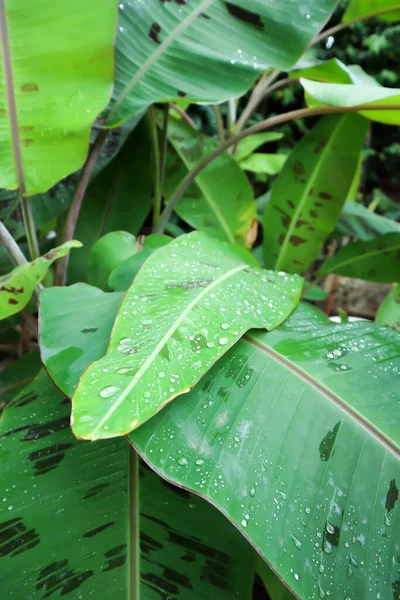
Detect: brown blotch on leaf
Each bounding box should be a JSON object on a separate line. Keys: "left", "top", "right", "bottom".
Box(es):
{"left": 274, "top": 206, "right": 290, "bottom": 229}
{"left": 8, "top": 298, "right": 18, "bottom": 305}
{"left": 225, "top": 2, "right": 264, "bottom": 30}
{"left": 314, "top": 202, "right": 323, "bottom": 207}
{"left": 246, "top": 217, "right": 258, "bottom": 248}
{"left": 287, "top": 200, "right": 295, "bottom": 209}
{"left": 22, "top": 139, "right": 34, "bottom": 147}
{"left": 318, "top": 191, "right": 333, "bottom": 200}
{"left": 308, "top": 187, "right": 314, "bottom": 197}
{"left": 386, "top": 479, "right": 398, "bottom": 513}
{"left": 20, "top": 125, "right": 33, "bottom": 132}
{"left": 295, "top": 219, "right": 309, "bottom": 228}
{"left": 310, "top": 210, "right": 318, "bottom": 218}
{"left": 149, "top": 22, "right": 162, "bottom": 45}
{"left": 20, "top": 83, "right": 39, "bottom": 92}
{"left": 289, "top": 235, "right": 306, "bottom": 247}
{"left": 314, "top": 140, "right": 327, "bottom": 154}
{"left": 177, "top": 90, "right": 186, "bottom": 97}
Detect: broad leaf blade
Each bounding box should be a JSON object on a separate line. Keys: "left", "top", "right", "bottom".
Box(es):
{"left": 320, "top": 232, "right": 400, "bottom": 282}
{"left": 0, "top": 241, "right": 81, "bottom": 319}
{"left": 337, "top": 202, "right": 400, "bottom": 240}
{"left": 0, "top": 371, "right": 255, "bottom": 599}
{"left": 343, "top": 0, "right": 400, "bottom": 22}
{"left": 39, "top": 284, "right": 124, "bottom": 398}
{"left": 376, "top": 285, "right": 400, "bottom": 331}
{"left": 130, "top": 303, "right": 400, "bottom": 600}
{"left": 109, "top": 0, "right": 337, "bottom": 124}
{"left": 0, "top": 0, "right": 117, "bottom": 195}
{"left": 262, "top": 114, "right": 368, "bottom": 273}
{"left": 164, "top": 117, "right": 256, "bottom": 246}
{"left": 72, "top": 232, "right": 302, "bottom": 440}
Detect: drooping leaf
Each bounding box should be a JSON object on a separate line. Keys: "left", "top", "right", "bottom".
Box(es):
{"left": 240, "top": 153, "right": 287, "bottom": 175}
{"left": 262, "top": 114, "right": 368, "bottom": 273}
{"left": 71, "top": 232, "right": 302, "bottom": 440}
{"left": 301, "top": 78, "right": 400, "bottom": 125}
{"left": 108, "top": 234, "right": 172, "bottom": 292}
{"left": 0, "top": 0, "right": 117, "bottom": 195}
{"left": 336, "top": 202, "right": 400, "bottom": 240}
{"left": 0, "top": 241, "right": 81, "bottom": 319}
{"left": 130, "top": 303, "right": 400, "bottom": 600}
{"left": 376, "top": 285, "right": 400, "bottom": 331}
{"left": 39, "top": 284, "right": 124, "bottom": 398}
{"left": 108, "top": 0, "right": 337, "bottom": 125}
{"left": 0, "top": 370, "right": 255, "bottom": 599}
{"left": 234, "top": 132, "right": 284, "bottom": 162}
{"left": 0, "top": 350, "right": 41, "bottom": 405}
{"left": 68, "top": 119, "right": 153, "bottom": 284}
{"left": 320, "top": 232, "right": 400, "bottom": 283}
{"left": 88, "top": 232, "right": 136, "bottom": 291}
{"left": 163, "top": 117, "right": 256, "bottom": 246}
{"left": 290, "top": 57, "right": 352, "bottom": 83}
{"left": 343, "top": 0, "right": 400, "bottom": 22}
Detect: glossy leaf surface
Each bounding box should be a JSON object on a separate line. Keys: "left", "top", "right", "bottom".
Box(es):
{"left": 337, "top": 202, "right": 400, "bottom": 240}
{"left": 376, "top": 285, "right": 400, "bottom": 332}
{"left": 343, "top": 0, "right": 400, "bottom": 22}
{"left": 131, "top": 303, "right": 400, "bottom": 600}
{"left": 320, "top": 232, "right": 400, "bottom": 283}
{"left": 240, "top": 153, "right": 287, "bottom": 175}
{"left": 301, "top": 78, "right": 400, "bottom": 125}
{"left": 72, "top": 232, "right": 302, "bottom": 440}
{"left": 109, "top": 0, "right": 336, "bottom": 124}
{"left": 164, "top": 117, "right": 256, "bottom": 246}
{"left": 0, "top": 241, "right": 81, "bottom": 319}
{"left": 88, "top": 232, "right": 136, "bottom": 291}
{"left": 0, "top": 371, "right": 255, "bottom": 599}
{"left": 263, "top": 114, "right": 368, "bottom": 273}
{"left": 0, "top": 0, "right": 116, "bottom": 195}
{"left": 39, "top": 284, "right": 124, "bottom": 399}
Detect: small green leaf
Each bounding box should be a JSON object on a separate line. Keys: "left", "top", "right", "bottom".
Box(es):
{"left": 240, "top": 153, "right": 287, "bottom": 175}
{"left": 164, "top": 117, "right": 256, "bottom": 246}
{"left": 0, "top": 241, "right": 81, "bottom": 319}
{"left": 72, "top": 231, "right": 302, "bottom": 440}
{"left": 234, "top": 132, "right": 284, "bottom": 162}
{"left": 320, "top": 232, "right": 400, "bottom": 283}
{"left": 89, "top": 231, "right": 136, "bottom": 291}
{"left": 290, "top": 57, "right": 352, "bottom": 83}
{"left": 263, "top": 114, "right": 368, "bottom": 273}
{"left": 343, "top": 0, "right": 400, "bottom": 22}
{"left": 376, "top": 285, "right": 400, "bottom": 331}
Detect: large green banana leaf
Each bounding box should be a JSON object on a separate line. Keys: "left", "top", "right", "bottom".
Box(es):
{"left": 129, "top": 303, "right": 400, "bottom": 599}
{"left": 109, "top": 0, "right": 336, "bottom": 125}
{"left": 262, "top": 114, "right": 368, "bottom": 273}
{"left": 0, "top": 0, "right": 117, "bottom": 195}
{"left": 70, "top": 232, "right": 302, "bottom": 440}
{"left": 0, "top": 370, "right": 255, "bottom": 599}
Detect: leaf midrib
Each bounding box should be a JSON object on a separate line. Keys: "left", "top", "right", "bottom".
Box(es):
{"left": 245, "top": 334, "right": 399, "bottom": 457}
{"left": 108, "top": 0, "right": 215, "bottom": 121}
{"left": 89, "top": 263, "right": 247, "bottom": 437}
{"left": 275, "top": 115, "right": 346, "bottom": 271}
{"left": 322, "top": 239, "right": 400, "bottom": 272}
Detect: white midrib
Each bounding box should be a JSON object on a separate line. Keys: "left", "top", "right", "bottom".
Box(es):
{"left": 108, "top": 0, "right": 216, "bottom": 121}
{"left": 275, "top": 116, "right": 346, "bottom": 271}
{"left": 0, "top": 0, "right": 25, "bottom": 192}
{"left": 91, "top": 263, "right": 247, "bottom": 435}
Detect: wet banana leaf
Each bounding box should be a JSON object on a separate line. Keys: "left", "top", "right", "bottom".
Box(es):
{"left": 320, "top": 232, "right": 400, "bottom": 283}
{"left": 0, "top": 241, "right": 81, "bottom": 319}
{"left": 0, "top": 370, "right": 255, "bottom": 599}
{"left": 262, "top": 114, "right": 368, "bottom": 273}
{"left": 39, "top": 284, "right": 124, "bottom": 399}
{"left": 130, "top": 303, "right": 400, "bottom": 600}
{"left": 71, "top": 231, "right": 302, "bottom": 440}
{"left": 376, "top": 285, "right": 400, "bottom": 331}
{"left": 109, "top": 0, "right": 336, "bottom": 125}
{"left": 0, "top": 0, "right": 117, "bottom": 195}
{"left": 163, "top": 117, "right": 256, "bottom": 246}
{"left": 343, "top": 0, "right": 400, "bottom": 22}
{"left": 301, "top": 78, "right": 400, "bottom": 125}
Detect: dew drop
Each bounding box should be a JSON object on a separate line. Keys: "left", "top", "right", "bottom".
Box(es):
{"left": 219, "top": 337, "right": 229, "bottom": 346}
{"left": 99, "top": 386, "right": 120, "bottom": 398}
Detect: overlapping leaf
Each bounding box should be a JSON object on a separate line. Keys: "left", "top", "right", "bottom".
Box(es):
{"left": 0, "top": 370, "right": 255, "bottom": 599}
{"left": 337, "top": 202, "right": 400, "bottom": 240}
{"left": 71, "top": 232, "right": 302, "bottom": 440}
{"left": 130, "top": 303, "right": 400, "bottom": 600}
{"left": 376, "top": 285, "right": 400, "bottom": 331}
{"left": 88, "top": 232, "right": 136, "bottom": 291}
{"left": 343, "top": 0, "right": 400, "bottom": 22}
{"left": 109, "top": 0, "right": 336, "bottom": 124}
{"left": 262, "top": 114, "right": 368, "bottom": 273}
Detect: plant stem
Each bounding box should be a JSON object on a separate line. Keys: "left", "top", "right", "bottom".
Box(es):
{"left": 154, "top": 102, "right": 400, "bottom": 234}
{"left": 55, "top": 128, "right": 108, "bottom": 286}
{"left": 149, "top": 107, "right": 162, "bottom": 230}
{"left": 20, "top": 195, "right": 40, "bottom": 260}
{"left": 214, "top": 105, "right": 225, "bottom": 142}
{"left": 0, "top": 219, "right": 28, "bottom": 267}
{"left": 159, "top": 104, "right": 170, "bottom": 200}
{"left": 129, "top": 446, "right": 140, "bottom": 600}
{"left": 170, "top": 103, "right": 197, "bottom": 129}
{"left": 309, "top": 6, "right": 400, "bottom": 48}
{"left": 234, "top": 70, "right": 281, "bottom": 135}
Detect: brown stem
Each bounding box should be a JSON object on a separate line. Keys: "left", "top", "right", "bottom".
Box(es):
{"left": 170, "top": 103, "right": 197, "bottom": 129}
{"left": 55, "top": 129, "right": 108, "bottom": 286}
{"left": 154, "top": 102, "right": 400, "bottom": 234}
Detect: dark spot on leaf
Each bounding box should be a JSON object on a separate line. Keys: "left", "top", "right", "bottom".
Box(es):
{"left": 36, "top": 559, "right": 93, "bottom": 598}
{"left": 314, "top": 202, "right": 323, "bottom": 207}
{"left": 295, "top": 219, "right": 309, "bottom": 228}
{"left": 83, "top": 522, "right": 115, "bottom": 538}
{"left": 287, "top": 200, "right": 295, "bottom": 209}
{"left": 310, "top": 210, "right": 318, "bottom": 218}
{"left": 140, "top": 531, "right": 163, "bottom": 556}
{"left": 308, "top": 188, "right": 314, "bottom": 196}
{"left": 181, "top": 551, "right": 196, "bottom": 562}
{"left": 22, "top": 138, "right": 34, "bottom": 147}
{"left": 386, "top": 479, "right": 398, "bottom": 513}
{"left": 82, "top": 482, "right": 109, "bottom": 500}
{"left": 141, "top": 573, "right": 179, "bottom": 596}
{"left": 274, "top": 206, "right": 290, "bottom": 229}
{"left": 225, "top": 3, "right": 264, "bottom": 30}
{"left": 314, "top": 140, "right": 326, "bottom": 154}
{"left": 278, "top": 233, "right": 285, "bottom": 245}
{"left": 200, "top": 12, "right": 210, "bottom": 19}
{"left": 81, "top": 327, "right": 98, "bottom": 334}
{"left": 12, "top": 391, "right": 38, "bottom": 408}
{"left": 28, "top": 443, "right": 73, "bottom": 475}
{"left": 319, "top": 422, "right": 341, "bottom": 461}
{"left": 289, "top": 235, "right": 306, "bottom": 247}
{"left": 149, "top": 22, "right": 162, "bottom": 44}
{"left": 202, "top": 558, "right": 231, "bottom": 591}
{"left": 177, "top": 90, "right": 186, "bottom": 97}
{"left": 160, "top": 0, "right": 187, "bottom": 4}
{"left": 8, "top": 298, "right": 18, "bottom": 305}
{"left": 292, "top": 160, "right": 305, "bottom": 182}
{"left": 169, "top": 530, "right": 230, "bottom": 563}
{"left": 20, "top": 125, "right": 34, "bottom": 132}
{"left": 102, "top": 544, "right": 127, "bottom": 571}
{"left": 0, "top": 517, "right": 40, "bottom": 557}
{"left": 318, "top": 191, "right": 333, "bottom": 200}
{"left": 21, "top": 83, "right": 39, "bottom": 92}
